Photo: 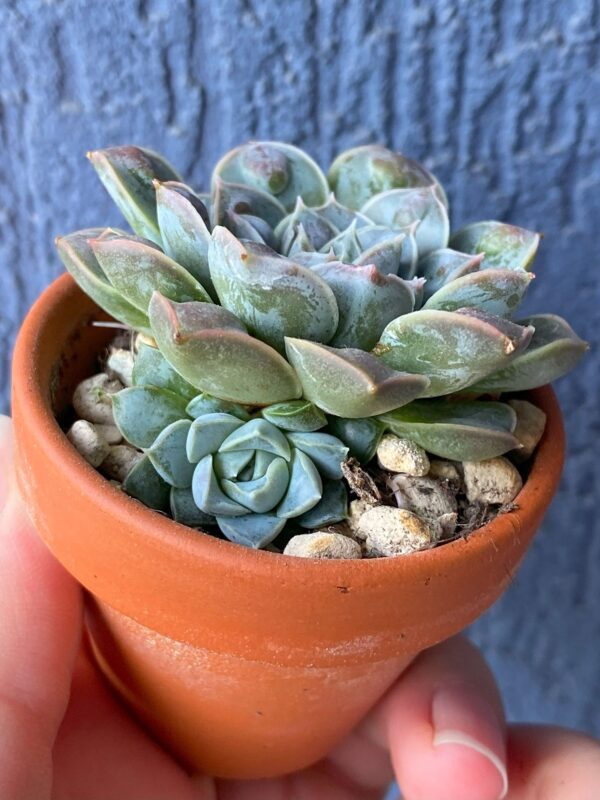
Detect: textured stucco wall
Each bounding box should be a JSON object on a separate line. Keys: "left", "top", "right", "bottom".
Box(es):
{"left": 1, "top": 0, "right": 599, "bottom": 735}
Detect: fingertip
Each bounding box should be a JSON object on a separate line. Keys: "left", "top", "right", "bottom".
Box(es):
{"left": 388, "top": 718, "right": 507, "bottom": 800}
{"left": 431, "top": 734, "right": 508, "bottom": 799}
{"left": 378, "top": 639, "right": 508, "bottom": 800}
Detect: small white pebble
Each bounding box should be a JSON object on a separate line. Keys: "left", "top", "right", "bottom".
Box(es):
{"left": 508, "top": 399, "right": 547, "bottom": 462}
{"left": 73, "top": 373, "right": 122, "bottom": 424}
{"left": 284, "top": 532, "right": 362, "bottom": 559}
{"left": 347, "top": 498, "right": 379, "bottom": 541}
{"left": 106, "top": 348, "right": 134, "bottom": 386}
{"left": 94, "top": 423, "right": 123, "bottom": 445}
{"left": 66, "top": 420, "right": 111, "bottom": 467}
{"left": 100, "top": 444, "right": 143, "bottom": 482}
{"left": 438, "top": 512, "right": 458, "bottom": 540}
{"left": 428, "top": 459, "right": 461, "bottom": 483}
{"left": 389, "top": 475, "right": 457, "bottom": 542}
{"left": 463, "top": 457, "right": 523, "bottom": 505}
{"left": 358, "top": 506, "right": 433, "bottom": 557}
{"left": 377, "top": 434, "right": 430, "bottom": 476}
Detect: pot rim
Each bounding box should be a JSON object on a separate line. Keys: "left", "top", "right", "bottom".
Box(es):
{"left": 12, "top": 274, "right": 565, "bottom": 589}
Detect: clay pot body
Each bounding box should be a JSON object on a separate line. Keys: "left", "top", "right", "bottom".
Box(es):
{"left": 12, "top": 275, "right": 565, "bottom": 779}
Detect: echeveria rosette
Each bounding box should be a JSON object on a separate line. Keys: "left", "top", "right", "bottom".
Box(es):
{"left": 55, "top": 139, "right": 588, "bottom": 548}
{"left": 188, "top": 415, "right": 349, "bottom": 547}
{"left": 111, "top": 349, "right": 349, "bottom": 548}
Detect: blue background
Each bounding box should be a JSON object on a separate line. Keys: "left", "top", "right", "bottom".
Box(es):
{"left": 1, "top": 0, "right": 599, "bottom": 740}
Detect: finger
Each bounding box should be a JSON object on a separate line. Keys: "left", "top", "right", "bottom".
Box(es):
{"left": 506, "top": 724, "right": 600, "bottom": 799}
{"left": 52, "top": 642, "right": 208, "bottom": 800}
{"left": 0, "top": 416, "right": 83, "bottom": 800}
{"left": 325, "top": 635, "right": 508, "bottom": 800}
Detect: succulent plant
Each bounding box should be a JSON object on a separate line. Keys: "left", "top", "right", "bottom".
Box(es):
{"left": 56, "top": 141, "right": 587, "bottom": 548}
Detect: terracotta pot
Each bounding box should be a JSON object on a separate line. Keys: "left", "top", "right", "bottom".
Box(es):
{"left": 11, "top": 274, "right": 565, "bottom": 779}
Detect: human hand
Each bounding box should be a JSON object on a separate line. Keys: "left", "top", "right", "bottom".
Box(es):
{"left": 1, "top": 415, "right": 599, "bottom": 800}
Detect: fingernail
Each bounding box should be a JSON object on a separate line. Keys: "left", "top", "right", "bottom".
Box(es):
{"left": 432, "top": 685, "right": 508, "bottom": 800}
{"left": 0, "top": 415, "right": 14, "bottom": 514}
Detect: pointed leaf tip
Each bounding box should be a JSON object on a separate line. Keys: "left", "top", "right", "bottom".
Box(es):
{"left": 149, "top": 295, "right": 302, "bottom": 405}
{"left": 284, "top": 337, "right": 429, "bottom": 418}
{"left": 88, "top": 145, "right": 182, "bottom": 244}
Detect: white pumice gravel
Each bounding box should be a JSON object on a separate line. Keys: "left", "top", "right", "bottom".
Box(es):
{"left": 94, "top": 423, "right": 123, "bottom": 445}
{"left": 358, "top": 506, "right": 433, "bottom": 557}
{"left": 66, "top": 420, "right": 111, "bottom": 467}
{"left": 72, "top": 373, "right": 123, "bottom": 425}
{"left": 100, "top": 444, "right": 144, "bottom": 483}
{"left": 428, "top": 459, "right": 462, "bottom": 483}
{"left": 389, "top": 474, "right": 458, "bottom": 541}
{"left": 508, "top": 399, "right": 547, "bottom": 462}
{"left": 106, "top": 348, "right": 134, "bottom": 386}
{"left": 347, "top": 498, "right": 379, "bottom": 541}
{"left": 463, "top": 457, "right": 523, "bottom": 505}
{"left": 283, "top": 531, "right": 362, "bottom": 559}
{"left": 376, "top": 434, "right": 430, "bottom": 476}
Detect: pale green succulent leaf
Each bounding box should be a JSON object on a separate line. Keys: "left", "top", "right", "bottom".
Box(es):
{"left": 90, "top": 234, "right": 212, "bottom": 312}
{"left": 293, "top": 250, "right": 338, "bottom": 268}
{"left": 252, "top": 450, "right": 278, "bottom": 478}
{"left": 170, "top": 487, "right": 216, "bottom": 527}
{"left": 424, "top": 268, "right": 534, "bottom": 317}
{"left": 225, "top": 211, "right": 274, "bottom": 248}
{"left": 378, "top": 400, "right": 519, "bottom": 461}
{"left": 326, "top": 417, "right": 385, "bottom": 464}
{"left": 186, "top": 393, "right": 251, "bottom": 421}
{"left": 212, "top": 177, "right": 287, "bottom": 229}
{"left": 324, "top": 221, "right": 362, "bottom": 262}
{"left": 112, "top": 386, "right": 189, "bottom": 449}
{"left": 361, "top": 187, "right": 450, "bottom": 257}
{"left": 186, "top": 413, "right": 245, "bottom": 463}
{"left": 155, "top": 180, "right": 216, "bottom": 299}
{"left": 132, "top": 343, "right": 197, "bottom": 402}
{"left": 222, "top": 456, "right": 289, "bottom": 513}
{"left": 149, "top": 294, "right": 302, "bottom": 405}
{"left": 216, "top": 513, "right": 286, "bottom": 548}
{"left": 147, "top": 419, "right": 194, "bottom": 488}
{"left": 353, "top": 233, "right": 407, "bottom": 276}
{"left": 285, "top": 223, "right": 317, "bottom": 256}
{"left": 122, "top": 455, "right": 171, "bottom": 511}
{"left": 219, "top": 418, "right": 291, "bottom": 460}
{"left": 87, "top": 145, "right": 182, "bottom": 244}
{"left": 328, "top": 145, "right": 447, "bottom": 210}
{"left": 470, "top": 314, "right": 588, "bottom": 392}
{"left": 208, "top": 226, "right": 339, "bottom": 351}
{"left": 286, "top": 431, "right": 349, "bottom": 480}
{"left": 276, "top": 450, "right": 323, "bottom": 518}
{"left": 312, "top": 193, "right": 372, "bottom": 231}
{"left": 314, "top": 262, "right": 415, "bottom": 350}
{"left": 192, "top": 455, "right": 248, "bottom": 516}
{"left": 376, "top": 309, "right": 534, "bottom": 396}
{"left": 297, "top": 480, "right": 349, "bottom": 529}
{"left": 260, "top": 400, "right": 327, "bottom": 432}
{"left": 419, "top": 248, "right": 484, "bottom": 301}
{"left": 55, "top": 229, "right": 151, "bottom": 332}
{"left": 213, "top": 141, "right": 329, "bottom": 211}
{"left": 450, "top": 221, "right": 541, "bottom": 270}
{"left": 284, "top": 338, "right": 430, "bottom": 418}
{"left": 213, "top": 450, "right": 255, "bottom": 480}
{"left": 275, "top": 197, "right": 339, "bottom": 253}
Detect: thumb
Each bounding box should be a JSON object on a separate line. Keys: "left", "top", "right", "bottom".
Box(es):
{"left": 0, "top": 415, "right": 83, "bottom": 800}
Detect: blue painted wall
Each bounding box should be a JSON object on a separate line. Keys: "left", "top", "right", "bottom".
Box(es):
{"left": 1, "top": 0, "right": 599, "bottom": 735}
